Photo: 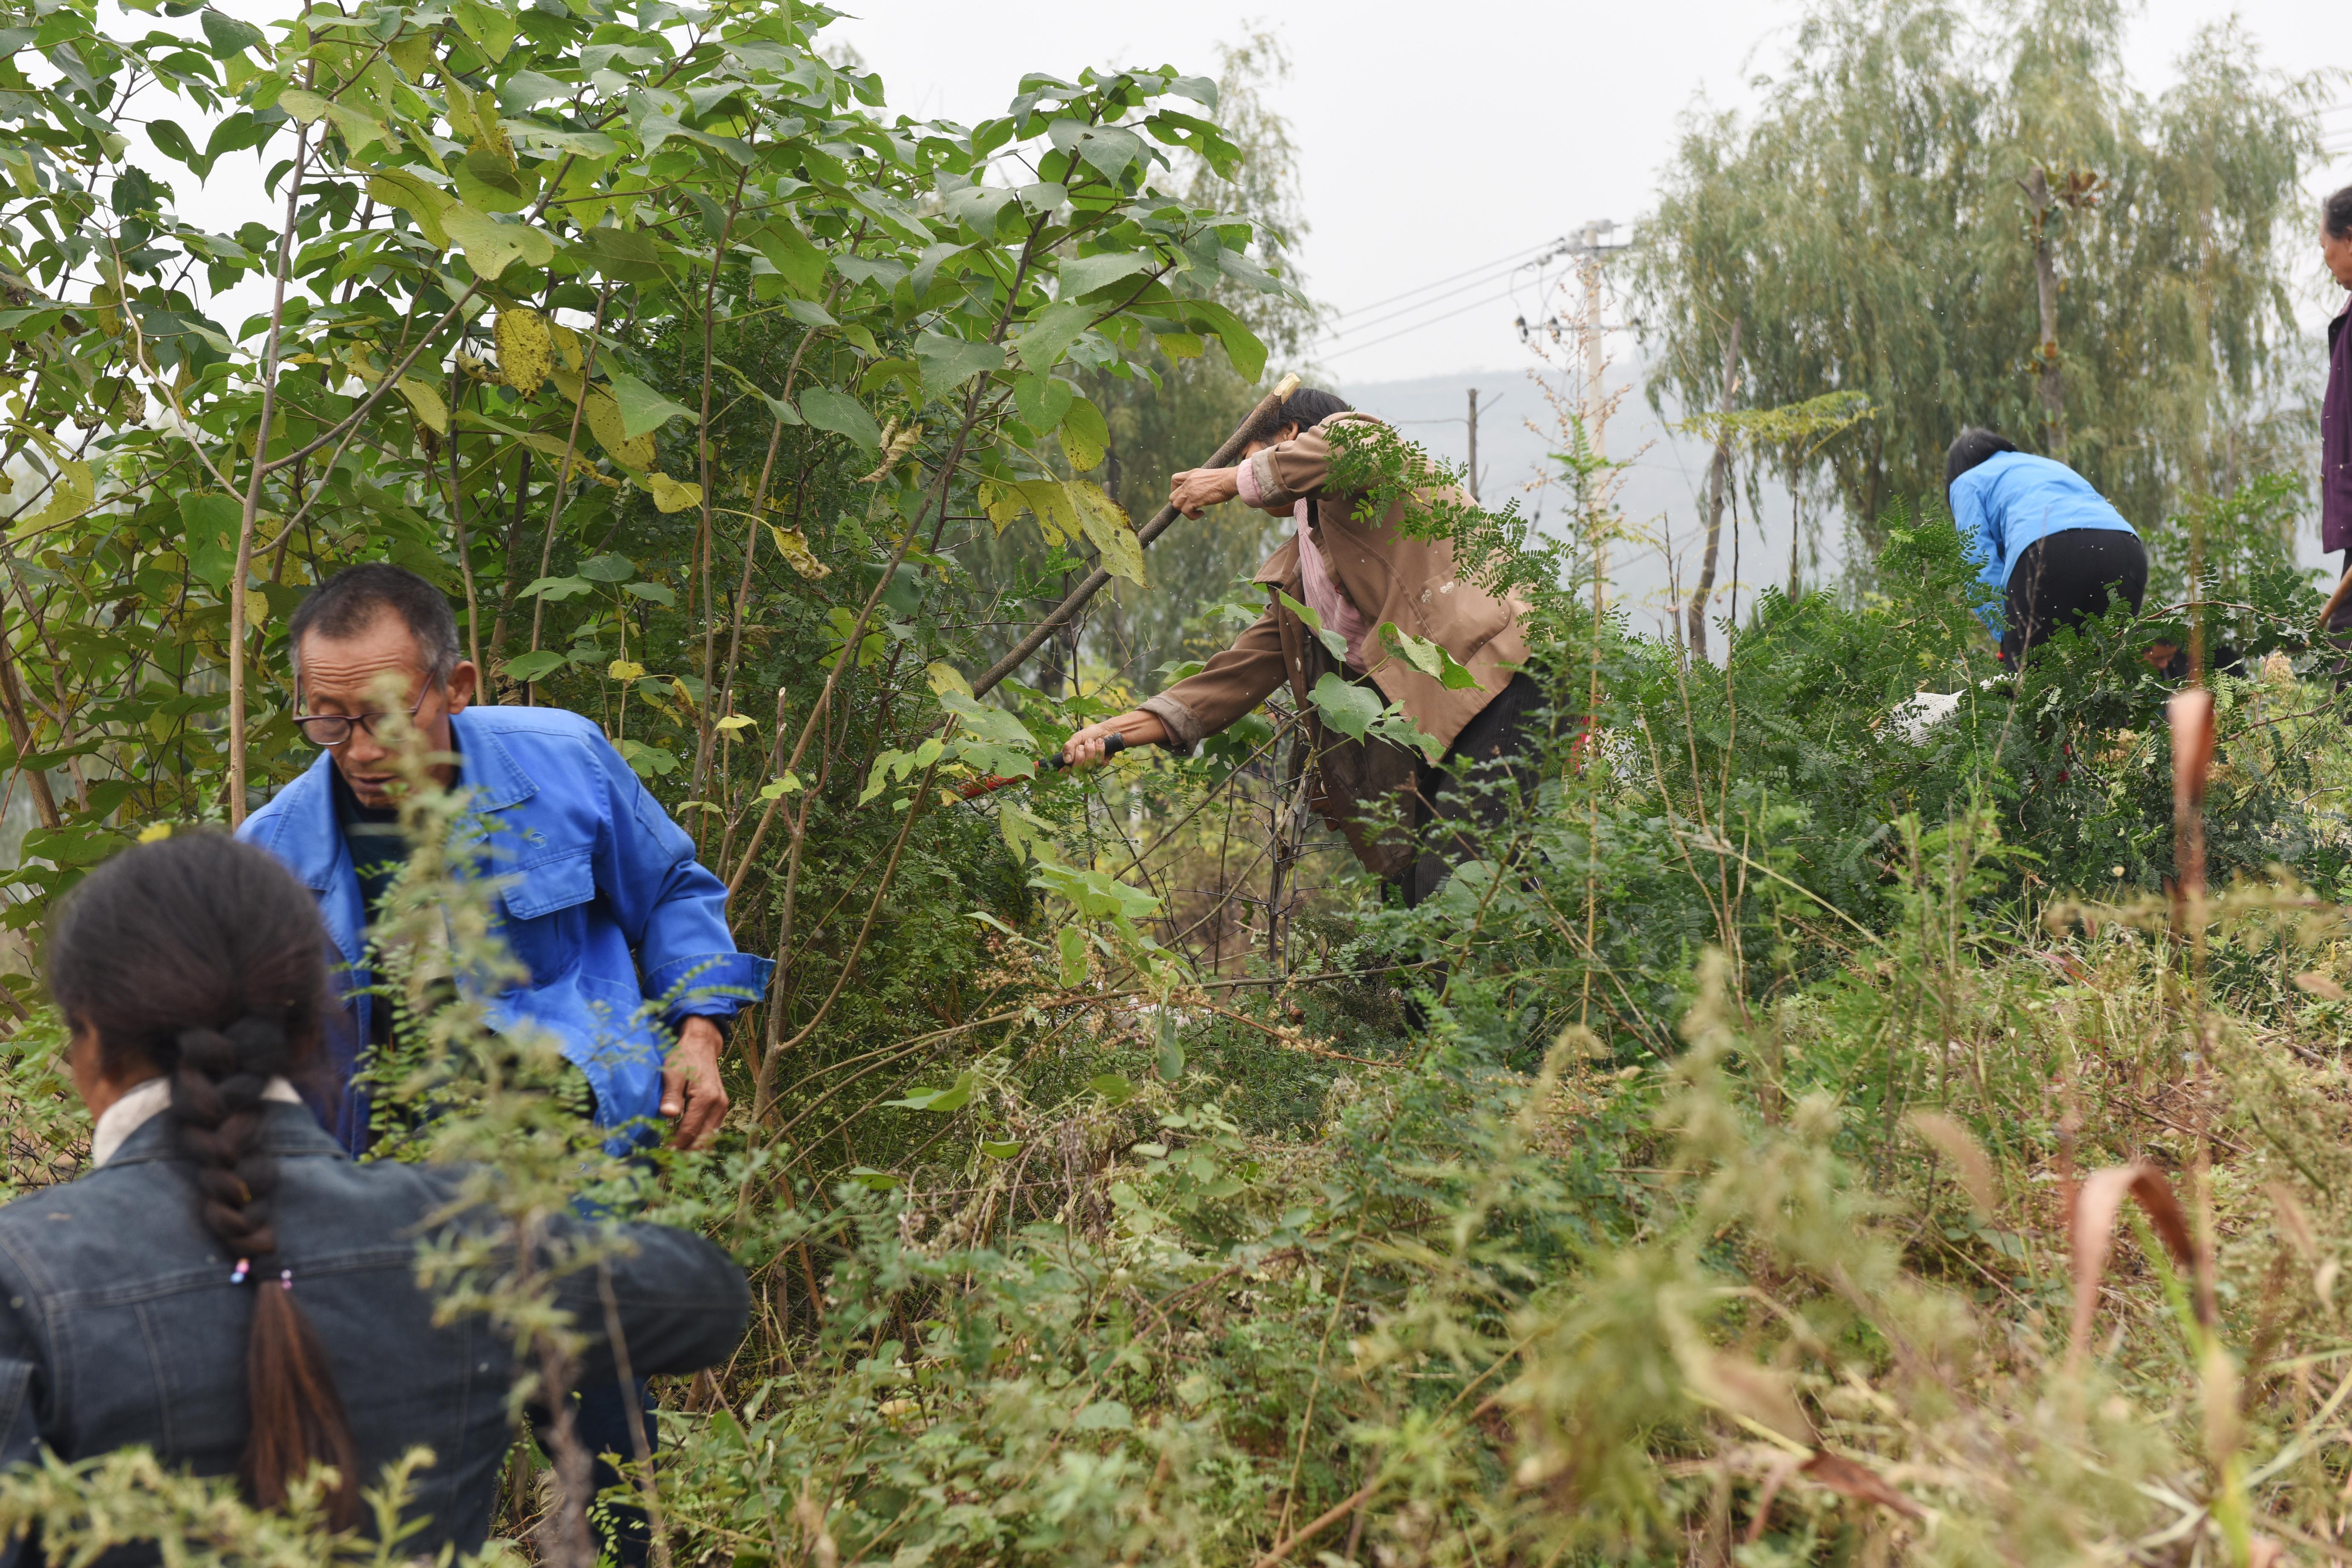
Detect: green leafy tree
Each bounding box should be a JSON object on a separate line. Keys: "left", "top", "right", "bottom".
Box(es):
{"left": 1084, "top": 31, "right": 1323, "bottom": 693}
{"left": 0, "top": 0, "right": 1285, "bottom": 1056}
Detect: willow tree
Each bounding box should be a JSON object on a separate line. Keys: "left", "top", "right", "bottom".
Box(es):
{"left": 1629, "top": 0, "right": 2322, "bottom": 566}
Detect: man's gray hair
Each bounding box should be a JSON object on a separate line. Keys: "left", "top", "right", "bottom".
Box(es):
{"left": 287, "top": 563, "right": 462, "bottom": 692}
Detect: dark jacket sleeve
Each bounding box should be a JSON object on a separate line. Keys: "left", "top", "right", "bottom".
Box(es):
{"left": 554, "top": 1221, "right": 750, "bottom": 1385}
{"left": 0, "top": 1288, "right": 43, "bottom": 1568}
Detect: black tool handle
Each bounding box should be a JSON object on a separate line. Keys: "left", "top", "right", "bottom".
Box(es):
{"left": 1041, "top": 730, "right": 1129, "bottom": 772}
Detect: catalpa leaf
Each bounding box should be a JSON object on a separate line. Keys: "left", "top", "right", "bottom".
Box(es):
{"left": 1308, "top": 672, "right": 1385, "bottom": 743}
{"left": 938, "top": 690, "right": 1036, "bottom": 749}
{"left": 1280, "top": 593, "right": 1349, "bottom": 663}
{"left": 1375, "top": 621, "right": 1482, "bottom": 690}
{"left": 606, "top": 369, "right": 698, "bottom": 439}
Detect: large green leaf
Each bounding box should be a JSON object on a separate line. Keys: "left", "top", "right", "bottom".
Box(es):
{"left": 1280, "top": 592, "right": 1350, "bottom": 663}
{"left": 798, "top": 388, "right": 882, "bottom": 450}
{"left": 1056, "top": 250, "right": 1154, "bottom": 300}
{"left": 1308, "top": 672, "right": 1385, "bottom": 742}
{"left": 606, "top": 369, "right": 698, "bottom": 439}
{"left": 911, "top": 332, "right": 1005, "bottom": 401}
{"left": 1010, "top": 301, "right": 1091, "bottom": 373}
{"left": 1375, "top": 621, "right": 1482, "bottom": 689}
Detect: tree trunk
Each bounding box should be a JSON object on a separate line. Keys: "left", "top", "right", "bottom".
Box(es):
{"left": 1686, "top": 317, "right": 1744, "bottom": 662}
{"left": 0, "top": 637, "right": 60, "bottom": 831}
{"left": 2024, "top": 167, "right": 2065, "bottom": 461}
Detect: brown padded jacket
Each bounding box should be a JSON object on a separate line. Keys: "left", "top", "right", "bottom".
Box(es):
{"left": 1137, "top": 413, "right": 1531, "bottom": 874}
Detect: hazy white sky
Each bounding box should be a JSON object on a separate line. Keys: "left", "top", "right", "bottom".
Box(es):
{"left": 837, "top": 0, "right": 2352, "bottom": 386}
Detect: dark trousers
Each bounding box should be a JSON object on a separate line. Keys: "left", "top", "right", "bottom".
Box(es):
{"left": 534, "top": 1377, "right": 658, "bottom": 1567}
{"left": 1395, "top": 672, "right": 1550, "bottom": 908}
{"left": 2000, "top": 528, "right": 2147, "bottom": 663}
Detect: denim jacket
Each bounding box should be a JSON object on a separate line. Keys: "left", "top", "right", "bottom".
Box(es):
{"left": 0, "top": 1104, "right": 749, "bottom": 1565}
{"left": 238, "top": 706, "right": 773, "bottom": 1153}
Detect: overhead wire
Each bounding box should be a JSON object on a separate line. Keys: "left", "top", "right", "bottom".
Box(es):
{"left": 1318, "top": 282, "right": 1541, "bottom": 360}
{"left": 1311, "top": 247, "right": 1570, "bottom": 355}
{"left": 1315, "top": 261, "right": 1552, "bottom": 343}
{"left": 1320, "top": 238, "right": 1561, "bottom": 322}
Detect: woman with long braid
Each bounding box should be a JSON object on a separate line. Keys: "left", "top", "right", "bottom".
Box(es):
{"left": 0, "top": 833, "right": 747, "bottom": 1560}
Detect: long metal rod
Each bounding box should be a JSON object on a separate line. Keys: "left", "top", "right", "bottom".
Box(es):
{"left": 971, "top": 372, "right": 1300, "bottom": 697}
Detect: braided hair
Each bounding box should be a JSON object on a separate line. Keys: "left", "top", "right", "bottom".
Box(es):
{"left": 1239, "top": 386, "right": 1353, "bottom": 448}
{"left": 46, "top": 833, "right": 360, "bottom": 1525}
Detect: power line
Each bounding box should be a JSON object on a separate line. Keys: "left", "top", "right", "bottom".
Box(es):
{"left": 1314, "top": 245, "right": 1578, "bottom": 349}
{"left": 1322, "top": 238, "right": 1562, "bottom": 323}
{"left": 1315, "top": 264, "right": 1550, "bottom": 345}
{"left": 1318, "top": 282, "right": 1534, "bottom": 360}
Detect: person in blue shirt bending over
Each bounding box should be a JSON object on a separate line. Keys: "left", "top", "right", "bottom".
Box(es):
{"left": 1947, "top": 428, "right": 2147, "bottom": 664}
{"left": 238, "top": 562, "right": 770, "bottom": 1567}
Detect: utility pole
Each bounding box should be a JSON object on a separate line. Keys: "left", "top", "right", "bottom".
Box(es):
{"left": 1567, "top": 219, "right": 1623, "bottom": 605}
{"left": 1465, "top": 387, "right": 1480, "bottom": 502}
{"left": 1578, "top": 224, "right": 1608, "bottom": 463}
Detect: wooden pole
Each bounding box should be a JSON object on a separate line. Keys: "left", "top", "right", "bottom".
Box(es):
{"left": 971, "top": 372, "right": 1300, "bottom": 698}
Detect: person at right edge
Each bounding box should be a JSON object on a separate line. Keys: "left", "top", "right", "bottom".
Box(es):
{"left": 2316, "top": 184, "right": 2352, "bottom": 680}
{"left": 0, "top": 833, "right": 748, "bottom": 1566}
{"left": 1945, "top": 427, "right": 2147, "bottom": 666}
{"left": 1061, "top": 388, "right": 1542, "bottom": 908}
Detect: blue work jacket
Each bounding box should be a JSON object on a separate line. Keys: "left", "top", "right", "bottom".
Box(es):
{"left": 1950, "top": 451, "right": 2138, "bottom": 635}
{"left": 238, "top": 705, "right": 771, "bottom": 1154}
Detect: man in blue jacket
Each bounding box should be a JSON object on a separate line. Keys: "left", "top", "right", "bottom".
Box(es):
{"left": 1946, "top": 428, "right": 2147, "bottom": 663}
{"left": 238, "top": 564, "right": 768, "bottom": 1155}
{"left": 238, "top": 563, "right": 768, "bottom": 1566}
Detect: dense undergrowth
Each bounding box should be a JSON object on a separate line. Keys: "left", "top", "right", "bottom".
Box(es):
{"left": 0, "top": 0, "right": 2349, "bottom": 1557}
{"left": 10, "top": 464, "right": 2352, "bottom": 1568}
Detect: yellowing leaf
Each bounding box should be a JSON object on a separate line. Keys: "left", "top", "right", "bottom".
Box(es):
{"left": 646, "top": 471, "right": 703, "bottom": 513}
{"left": 550, "top": 321, "right": 583, "bottom": 373}
{"left": 10, "top": 456, "right": 94, "bottom": 535}
{"left": 1060, "top": 396, "right": 1108, "bottom": 472}
{"left": 442, "top": 78, "right": 481, "bottom": 143}
{"left": 366, "top": 171, "right": 451, "bottom": 249}
{"left": 494, "top": 307, "right": 553, "bottom": 396}
{"left": 715, "top": 713, "right": 756, "bottom": 733}
{"left": 992, "top": 478, "right": 1079, "bottom": 547}
{"left": 387, "top": 32, "right": 435, "bottom": 81}
{"left": 925, "top": 660, "right": 973, "bottom": 698}
{"left": 1069, "top": 481, "right": 1144, "bottom": 586}
{"left": 980, "top": 478, "right": 1026, "bottom": 534}
{"left": 136, "top": 822, "right": 174, "bottom": 844}
{"left": 396, "top": 376, "right": 448, "bottom": 434}
{"left": 768, "top": 523, "right": 830, "bottom": 579}
{"left": 580, "top": 389, "right": 653, "bottom": 470}
{"left": 277, "top": 88, "right": 386, "bottom": 155}
{"left": 608, "top": 660, "right": 647, "bottom": 681}
{"left": 441, "top": 203, "right": 555, "bottom": 281}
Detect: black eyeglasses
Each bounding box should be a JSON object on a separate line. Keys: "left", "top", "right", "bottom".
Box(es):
{"left": 291, "top": 686, "right": 435, "bottom": 748}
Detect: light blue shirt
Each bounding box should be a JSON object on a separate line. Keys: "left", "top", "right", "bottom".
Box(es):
{"left": 239, "top": 705, "right": 771, "bottom": 1154}
{"left": 1949, "top": 451, "right": 2137, "bottom": 635}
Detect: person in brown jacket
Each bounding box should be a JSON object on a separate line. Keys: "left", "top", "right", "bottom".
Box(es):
{"left": 1061, "top": 388, "right": 1549, "bottom": 905}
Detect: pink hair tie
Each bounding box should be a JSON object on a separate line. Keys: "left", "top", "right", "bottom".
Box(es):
{"left": 278, "top": 1269, "right": 293, "bottom": 1291}
{"left": 228, "top": 1258, "right": 250, "bottom": 1286}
